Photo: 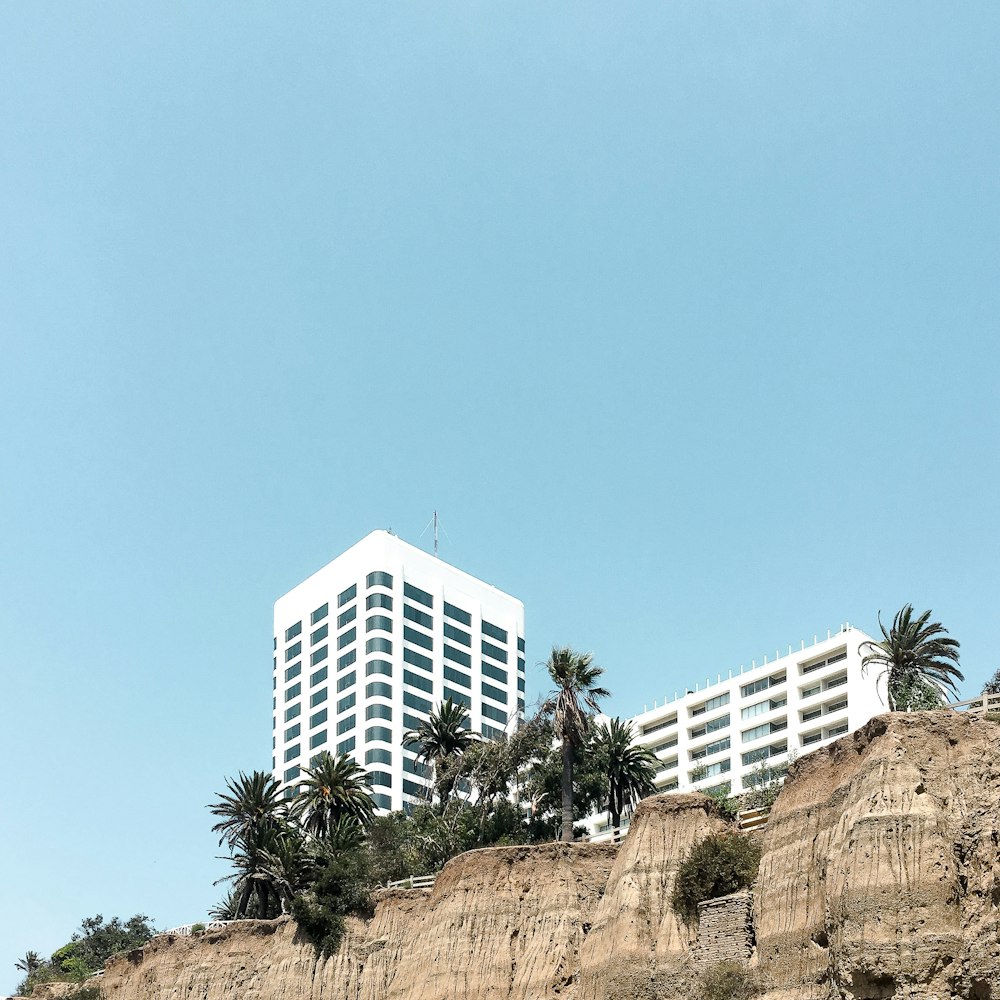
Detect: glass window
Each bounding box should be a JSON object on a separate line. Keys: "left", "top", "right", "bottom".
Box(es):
{"left": 311, "top": 665, "right": 328, "bottom": 687}
{"left": 368, "top": 770, "right": 392, "bottom": 788}
{"left": 286, "top": 682, "right": 301, "bottom": 701}
{"left": 286, "top": 641, "right": 302, "bottom": 661}
{"left": 310, "top": 688, "right": 327, "bottom": 708}
{"left": 481, "top": 722, "right": 505, "bottom": 740}
{"left": 284, "top": 703, "right": 301, "bottom": 722}
{"left": 285, "top": 622, "right": 302, "bottom": 642}
{"left": 701, "top": 759, "right": 731, "bottom": 778}
{"left": 373, "top": 791, "right": 392, "bottom": 810}
{"left": 403, "top": 582, "right": 433, "bottom": 608}
{"left": 311, "top": 603, "right": 329, "bottom": 626}
{"left": 366, "top": 681, "right": 393, "bottom": 699}
{"left": 337, "top": 605, "right": 357, "bottom": 629}
{"left": 284, "top": 765, "right": 300, "bottom": 782}
{"left": 404, "top": 669, "right": 433, "bottom": 694}
{"left": 366, "top": 637, "right": 393, "bottom": 655}
{"left": 517, "top": 675, "right": 525, "bottom": 693}
{"left": 366, "top": 659, "right": 392, "bottom": 677}
{"left": 366, "top": 614, "right": 393, "bottom": 633}
{"left": 309, "top": 730, "right": 327, "bottom": 750}
{"left": 517, "top": 637, "right": 525, "bottom": 653}
{"left": 366, "top": 747, "right": 393, "bottom": 766}
{"left": 310, "top": 708, "right": 327, "bottom": 728}
{"left": 337, "top": 584, "right": 357, "bottom": 607}
{"left": 690, "top": 693, "right": 730, "bottom": 717}
{"left": 403, "top": 647, "right": 432, "bottom": 672}
{"left": 403, "top": 755, "right": 429, "bottom": 777}
{"left": 336, "top": 715, "right": 355, "bottom": 736}
{"left": 311, "top": 623, "right": 329, "bottom": 645}
{"left": 444, "top": 644, "right": 471, "bottom": 668}
{"left": 404, "top": 626, "right": 433, "bottom": 650}
{"left": 285, "top": 662, "right": 301, "bottom": 683}
{"left": 403, "top": 604, "right": 433, "bottom": 629}
{"left": 517, "top": 697, "right": 525, "bottom": 715}
{"left": 482, "top": 681, "right": 507, "bottom": 704}
{"left": 403, "top": 691, "right": 432, "bottom": 714}
{"left": 444, "top": 622, "right": 471, "bottom": 647}
{"left": 337, "top": 648, "right": 356, "bottom": 671}
{"left": 445, "top": 687, "right": 472, "bottom": 709}
{"left": 482, "top": 620, "right": 508, "bottom": 643}
{"left": 482, "top": 662, "right": 507, "bottom": 684}
{"left": 366, "top": 592, "right": 393, "bottom": 611}
{"left": 337, "top": 735, "right": 355, "bottom": 755}
{"left": 366, "top": 725, "right": 392, "bottom": 743}
{"left": 444, "top": 665, "right": 471, "bottom": 689}
{"left": 337, "top": 692, "right": 356, "bottom": 713}
{"left": 310, "top": 645, "right": 328, "bottom": 666}
{"left": 443, "top": 601, "right": 471, "bottom": 627}
{"left": 690, "top": 737, "right": 730, "bottom": 761}
{"left": 284, "top": 743, "right": 300, "bottom": 762}
{"left": 403, "top": 712, "right": 425, "bottom": 731}
{"left": 337, "top": 627, "right": 356, "bottom": 650}
{"left": 366, "top": 703, "right": 393, "bottom": 722}
{"left": 284, "top": 723, "right": 301, "bottom": 741}
{"left": 366, "top": 571, "right": 393, "bottom": 589}
{"left": 337, "top": 670, "right": 355, "bottom": 693}
{"left": 482, "top": 702, "right": 507, "bottom": 724}
{"left": 481, "top": 639, "right": 507, "bottom": 663}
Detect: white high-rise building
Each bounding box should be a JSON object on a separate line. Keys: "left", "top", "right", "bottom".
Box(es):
{"left": 588, "top": 625, "right": 884, "bottom": 834}
{"left": 272, "top": 530, "right": 525, "bottom": 811}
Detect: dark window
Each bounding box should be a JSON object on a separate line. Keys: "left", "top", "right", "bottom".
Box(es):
{"left": 373, "top": 791, "right": 392, "bottom": 810}
{"left": 404, "top": 626, "right": 433, "bottom": 650}
{"left": 337, "top": 627, "right": 356, "bottom": 650}
{"left": 336, "top": 715, "right": 355, "bottom": 735}
{"left": 403, "top": 755, "right": 429, "bottom": 777}
{"left": 444, "top": 644, "right": 471, "bottom": 668}
{"left": 482, "top": 702, "right": 507, "bottom": 724}
{"left": 286, "top": 641, "right": 302, "bottom": 661}
{"left": 310, "top": 708, "right": 327, "bottom": 728}
{"left": 337, "top": 692, "right": 356, "bottom": 713}
{"left": 284, "top": 765, "right": 300, "bottom": 782}
{"left": 285, "top": 662, "right": 301, "bottom": 683}
{"left": 403, "top": 647, "right": 432, "bottom": 672}
{"left": 482, "top": 661, "right": 507, "bottom": 684}
{"left": 285, "top": 622, "right": 302, "bottom": 642}
{"left": 336, "top": 670, "right": 355, "bottom": 693}
{"left": 517, "top": 675, "right": 525, "bottom": 693}
{"left": 285, "top": 682, "right": 301, "bottom": 701}
{"left": 284, "top": 703, "right": 301, "bottom": 722}
{"left": 337, "top": 648, "right": 357, "bottom": 671}
{"left": 366, "top": 637, "right": 392, "bottom": 655}
{"left": 366, "top": 592, "right": 393, "bottom": 611}
{"left": 443, "top": 602, "right": 471, "bottom": 627}
{"left": 366, "top": 725, "right": 392, "bottom": 743}
{"left": 404, "top": 669, "right": 432, "bottom": 694}
{"left": 368, "top": 770, "right": 392, "bottom": 788}
{"left": 482, "top": 722, "right": 505, "bottom": 740}
{"left": 310, "top": 645, "right": 328, "bottom": 666}
{"left": 284, "top": 743, "right": 301, "bottom": 763}
{"left": 366, "top": 748, "right": 392, "bottom": 766}
{"left": 403, "top": 604, "right": 433, "bottom": 629}
{"left": 284, "top": 723, "right": 301, "bottom": 741}
{"left": 309, "top": 730, "right": 327, "bottom": 750}
{"left": 482, "top": 681, "right": 508, "bottom": 704}
{"left": 337, "top": 736, "right": 355, "bottom": 755}
{"left": 366, "top": 614, "right": 393, "bottom": 633}
{"left": 366, "top": 681, "right": 393, "bottom": 699}
{"left": 443, "top": 687, "right": 471, "bottom": 709}
{"left": 311, "top": 603, "right": 329, "bottom": 626}
{"left": 403, "top": 582, "right": 433, "bottom": 608}
{"left": 444, "top": 665, "right": 471, "bottom": 689}
{"left": 310, "top": 665, "right": 328, "bottom": 687}
{"left": 366, "top": 571, "right": 393, "bottom": 589}
{"left": 403, "top": 691, "right": 432, "bottom": 714}
{"left": 310, "top": 688, "right": 328, "bottom": 708}
{"left": 517, "top": 637, "right": 525, "bottom": 653}
{"left": 444, "top": 622, "right": 471, "bottom": 647}
{"left": 402, "top": 778, "right": 426, "bottom": 797}
{"left": 481, "top": 639, "right": 507, "bottom": 663}
{"left": 366, "top": 703, "right": 393, "bottom": 722}
{"left": 337, "top": 584, "right": 357, "bottom": 607}
{"left": 403, "top": 712, "right": 424, "bottom": 731}
{"left": 311, "top": 623, "right": 329, "bottom": 645}
{"left": 482, "top": 620, "right": 508, "bottom": 643}
{"left": 366, "top": 659, "right": 392, "bottom": 677}
{"left": 337, "top": 605, "right": 357, "bottom": 629}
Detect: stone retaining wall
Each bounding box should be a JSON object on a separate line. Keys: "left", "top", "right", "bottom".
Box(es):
{"left": 695, "top": 891, "right": 754, "bottom": 967}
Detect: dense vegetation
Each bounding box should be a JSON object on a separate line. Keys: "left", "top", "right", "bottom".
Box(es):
{"left": 671, "top": 831, "right": 762, "bottom": 925}
{"left": 15, "top": 914, "right": 156, "bottom": 997}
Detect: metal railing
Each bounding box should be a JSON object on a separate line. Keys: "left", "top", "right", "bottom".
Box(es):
{"left": 157, "top": 921, "right": 234, "bottom": 937}
{"left": 385, "top": 874, "right": 437, "bottom": 890}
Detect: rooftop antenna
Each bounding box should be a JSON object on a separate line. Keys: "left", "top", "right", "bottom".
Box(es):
{"left": 420, "top": 510, "right": 444, "bottom": 557}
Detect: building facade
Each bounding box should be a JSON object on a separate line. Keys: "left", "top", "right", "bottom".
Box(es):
{"left": 272, "top": 530, "right": 526, "bottom": 811}
{"left": 589, "top": 625, "right": 883, "bottom": 833}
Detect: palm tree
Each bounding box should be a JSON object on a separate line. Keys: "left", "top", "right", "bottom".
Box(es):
{"left": 543, "top": 647, "right": 610, "bottom": 842}
{"left": 591, "top": 717, "right": 659, "bottom": 830}
{"left": 15, "top": 951, "right": 42, "bottom": 975}
{"left": 404, "top": 698, "right": 475, "bottom": 807}
{"left": 861, "top": 605, "right": 964, "bottom": 710}
{"left": 291, "top": 752, "right": 376, "bottom": 835}
{"left": 209, "top": 771, "right": 285, "bottom": 851}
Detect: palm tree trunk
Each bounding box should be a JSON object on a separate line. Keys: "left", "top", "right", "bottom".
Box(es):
{"left": 561, "top": 738, "right": 574, "bottom": 842}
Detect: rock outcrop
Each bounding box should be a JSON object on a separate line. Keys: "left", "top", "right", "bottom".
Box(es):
{"left": 98, "top": 711, "right": 1000, "bottom": 1000}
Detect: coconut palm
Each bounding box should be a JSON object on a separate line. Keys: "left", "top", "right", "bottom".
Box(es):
{"left": 861, "top": 605, "right": 964, "bottom": 710}
{"left": 543, "top": 647, "right": 610, "bottom": 842}
{"left": 209, "top": 770, "right": 285, "bottom": 851}
{"left": 291, "top": 752, "right": 376, "bottom": 835}
{"left": 591, "top": 716, "right": 659, "bottom": 830}
{"left": 15, "top": 951, "right": 42, "bottom": 975}
{"left": 404, "top": 698, "right": 475, "bottom": 807}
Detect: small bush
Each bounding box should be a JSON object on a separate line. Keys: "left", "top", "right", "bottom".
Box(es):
{"left": 190, "top": 923, "right": 206, "bottom": 934}
{"left": 671, "top": 831, "right": 761, "bottom": 925}
{"left": 291, "top": 846, "right": 373, "bottom": 955}
{"left": 697, "top": 961, "right": 760, "bottom": 1000}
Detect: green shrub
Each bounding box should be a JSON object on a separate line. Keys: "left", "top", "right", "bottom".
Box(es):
{"left": 671, "top": 831, "right": 761, "bottom": 924}
{"left": 696, "top": 961, "right": 760, "bottom": 1000}
{"left": 190, "top": 923, "right": 206, "bottom": 934}
{"left": 291, "top": 846, "right": 373, "bottom": 955}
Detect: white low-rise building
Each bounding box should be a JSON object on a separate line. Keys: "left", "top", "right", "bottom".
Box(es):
{"left": 588, "top": 625, "right": 883, "bottom": 834}
{"left": 272, "top": 530, "right": 526, "bottom": 811}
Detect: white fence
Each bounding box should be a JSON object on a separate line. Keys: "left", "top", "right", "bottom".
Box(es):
{"left": 577, "top": 823, "right": 630, "bottom": 844}
{"left": 386, "top": 874, "right": 437, "bottom": 890}
{"left": 158, "top": 920, "right": 234, "bottom": 937}
{"left": 949, "top": 693, "right": 1000, "bottom": 715}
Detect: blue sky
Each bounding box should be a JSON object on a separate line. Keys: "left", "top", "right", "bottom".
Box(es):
{"left": 1, "top": 2, "right": 998, "bottom": 987}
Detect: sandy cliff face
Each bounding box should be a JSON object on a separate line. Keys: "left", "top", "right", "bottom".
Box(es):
{"left": 100, "top": 712, "right": 1000, "bottom": 1000}
{"left": 755, "top": 711, "right": 1000, "bottom": 1000}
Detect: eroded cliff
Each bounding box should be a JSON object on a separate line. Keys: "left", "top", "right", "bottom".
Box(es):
{"left": 99, "top": 711, "right": 1000, "bottom": 1000}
